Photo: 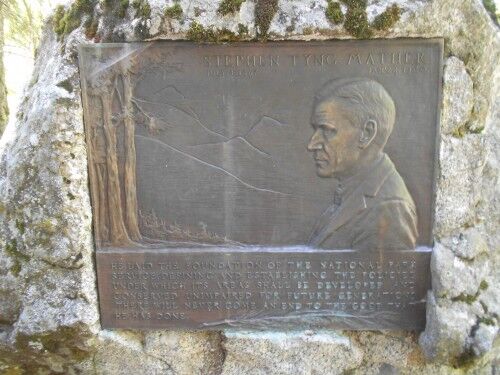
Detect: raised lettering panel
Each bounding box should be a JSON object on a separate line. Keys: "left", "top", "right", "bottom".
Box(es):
{"left": 97, "top": 248, "right": 430, "bottom": 329}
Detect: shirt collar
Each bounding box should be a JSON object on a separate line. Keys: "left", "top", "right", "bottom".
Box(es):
{"left": 335, "top": 153, "right": 386, "bottom": 202}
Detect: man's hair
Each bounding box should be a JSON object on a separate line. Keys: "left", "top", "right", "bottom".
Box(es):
{"left": 314, "top": 78, "right": 396, "bottom": 148}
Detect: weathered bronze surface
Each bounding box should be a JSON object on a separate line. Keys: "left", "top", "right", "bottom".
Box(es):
{"left": 79, "top": 39, "right": 442, "bottom": 330}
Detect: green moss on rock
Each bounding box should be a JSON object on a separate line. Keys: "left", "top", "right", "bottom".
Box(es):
{"left": 478, "top": 316, "right": 496, "bottom": 326}
{"left": 118, "top": 0, "right": 130, "bottom": 18}
{"left": 323, "top": 1, "right": 402, "bottom": 39}
{"left": 372, "top": 4, "right": 401, "bottom": 30}
{"left": 325, "top": 1, "right": 344, "bottom": 24}
{"left": 13, "top": 326, "right": 95, "bottom": 370}
{"left": 131, "top": 0, "right": 152, "bottom": 39}
{"left": 132, "top": 0, "right": 151, "bottom": 18}
{"left": 84, "top": 17, "right": 99, "bottom": 39}
{"left": 210, "top": 28, "right": 239, "bottom": 42}
{"left": 10, "top": 261, "right": 22, "bottom": 276}
{"left": 344, "top": 5, "right": 372, "bottom": 38}
{"left": 218, "top": 0, "right": 245, "bottom": 15}
{"left": 34, "top": 219, "right": 57, "bottom": 235}
{"left": 187, "top": 21, "right": 206, "bottom": 41}
{"left": 452, "top": 125, "right": 467, "bottom": 138}
{"left": 453, "top": 349, "right": 477, "bottom": 370}
{"left": 187, "top": 21, "right": 241, "bottom": 42}
{"left": 469, "top": 126, "right": 484, "bottom": 134}
{"left": 165, "top": 3, "right": 183, "bottom": 20}
{"left": 74, "top": 0, "right": 95, "bottom": 14}
{"left": 52, "top": 0, "right": 98, "bottom": 38}
{"left": 15, "top": 219, "right": 25, "bottom": 235}
{"left": 302, "top": 27, "right": 314, "bottom": 35}
{"left": 482, "top": 0, "right": 499, "bottom": 23}
{"left": 5, "top": 239, "right": 16, "bottom": 256}
{"left": 255, "top": 0, "right": 279, "bottom": 39}
{"left": 479, "top": 280, "right": 489, "bottom": 290}
{"left": 452, "top": 123, "right": 485, "bottom": 138}
{"left": 451, "top": 293, "right": 477, "bottom": 304}
{"left": 340, "top": 0, "right": 366, "bottom": 8}
{"left": 53, "top": 6, "right": 66, "bottom": 36}
{"left": 55, "top": 97, "right": 79, "bottom": 108}
{"left": 29, "top": 219, "right": 57, "bottom": 248}
{"left": 101, "top": 0, "right": 129, "bottom": 18}
{"left": 6, "top": 239, "right": 30, "bottom": 262}
{"left": 483, "top": 0, "right": 496, "bottom": 13}
{"left": 237, "top": 23, "right": 249, "bottom": 36}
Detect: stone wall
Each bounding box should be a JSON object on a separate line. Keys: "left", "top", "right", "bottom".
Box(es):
{"left": 0, "top": 0, "right": 498, "bottom": 373}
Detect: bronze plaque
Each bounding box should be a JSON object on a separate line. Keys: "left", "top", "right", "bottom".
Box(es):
{"left": 78, "top": 39, "right": 442, "bottom": 330}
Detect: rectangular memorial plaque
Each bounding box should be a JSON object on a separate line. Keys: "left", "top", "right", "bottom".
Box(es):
{"left": 79, "top": 39, "right": 443, "bottom": 330}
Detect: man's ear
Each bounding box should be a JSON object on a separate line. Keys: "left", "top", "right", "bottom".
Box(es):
{"left": 359, "top": 119, "right": 377, "bottom": 148}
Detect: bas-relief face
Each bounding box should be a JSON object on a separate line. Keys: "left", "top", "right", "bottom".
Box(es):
{"left": 307, "top": 100, "right": 363, "bottom": 179}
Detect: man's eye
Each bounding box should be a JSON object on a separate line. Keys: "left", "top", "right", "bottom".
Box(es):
{"left": 323, "top": 128, "right": 337, "bottom": 138}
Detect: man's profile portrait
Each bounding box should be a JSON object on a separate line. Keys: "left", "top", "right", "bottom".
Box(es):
{"left": 307, "top": 78, "right": 418, "bottom": 251}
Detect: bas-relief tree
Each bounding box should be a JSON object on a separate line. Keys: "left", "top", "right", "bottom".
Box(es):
{"left": 83, "top": 47, "right": 233, "bottom": 248}
{"left": 84, "top": 47, "right": 199, "bottom": 248}
{"left": 85, "top": 52, "right": 144, "bottom": 247}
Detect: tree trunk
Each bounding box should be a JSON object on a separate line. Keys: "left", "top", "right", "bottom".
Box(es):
{"left": 121, "top": 73, "right": 141, "bottom": 241}
{"left": 87, "top": 125, "right": 102, "bottom": 246}
{"left": 101, "top": 91, "right": 131, "bottom": 246}
{"left": 96, "top": 163, "right": 109, "bottom": 244}
{"left": 82, "top": 93, "right": 107, "bottom": 246}
{"left": 0, "top": 4, "right": 9, "bottom": 135}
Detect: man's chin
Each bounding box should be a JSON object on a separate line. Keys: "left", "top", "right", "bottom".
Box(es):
{"left": 315, "top": 165, "right": 335, "bottom": 178}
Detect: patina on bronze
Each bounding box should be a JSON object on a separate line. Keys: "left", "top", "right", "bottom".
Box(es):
{"left": 78, "top": 39, "right": 443, "bottom": 330}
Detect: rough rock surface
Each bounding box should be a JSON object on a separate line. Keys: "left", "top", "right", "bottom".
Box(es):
{"left": 431, "top": 242, "right": 490, "bottom": 299}
{"left": 77, "top": 331, "right": 174, "bottom": 375}
{"left": 143, "top": 331, "right": 225, "bottom": 374}
{"left": 221, "top": 330, "right": 364, "bottom": 374}
{"left": 441, "top": 56, "right": 474, "bottom": 136}
{"left": 0, "top": 0, "right": 498, "bottom": 373}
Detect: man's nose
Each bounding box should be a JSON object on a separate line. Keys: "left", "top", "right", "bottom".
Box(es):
{"left": 307, "top": 129, "right": 323, "bottom": 151}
